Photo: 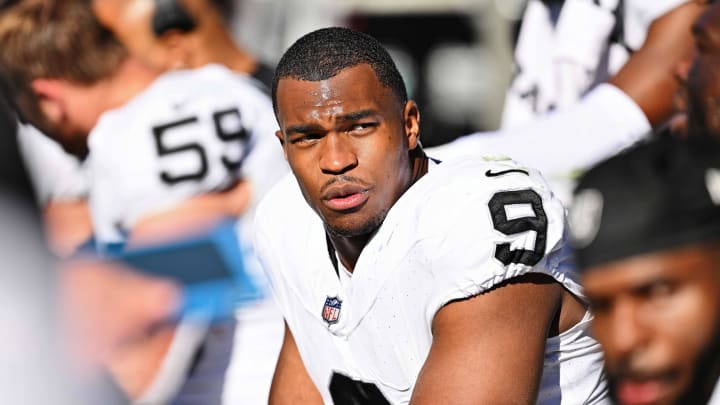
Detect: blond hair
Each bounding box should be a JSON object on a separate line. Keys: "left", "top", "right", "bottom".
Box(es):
{"left": 0, "top": 0, "right": 127, "bottom": 123}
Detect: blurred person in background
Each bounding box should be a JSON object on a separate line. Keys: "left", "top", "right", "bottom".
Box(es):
{"left": 92, "top": 0, "right": 274, "bottom": 88}
{"left": 18, "top": 0, "right": 279, "bottom": 259}
{"left": 0, "top": 0, "right": 286, "bottom": 403}
{"left": 569, "top": 135, "right": 720, "bottom": 405}
{"left": 18, "top": 0, "right": 279, "bottom": 260}
{"left": 90, "top": 0, "right": 289, "bottom": 403}
{"left": 429, "top": 0, "right": 705, "bottom": 205}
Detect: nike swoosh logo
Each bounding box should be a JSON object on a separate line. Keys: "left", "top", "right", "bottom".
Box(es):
{"left": 485, "top": 169, "right": 529, "bottom": 177}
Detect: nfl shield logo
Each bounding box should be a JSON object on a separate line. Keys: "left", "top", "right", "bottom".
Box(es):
{"left": 322, "top": 296, "right": 342, "bottom": 325}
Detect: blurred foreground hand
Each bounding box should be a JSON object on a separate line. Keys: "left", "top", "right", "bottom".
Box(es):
{"left": 58, "top": 259, "right": 182, "bottom": 372}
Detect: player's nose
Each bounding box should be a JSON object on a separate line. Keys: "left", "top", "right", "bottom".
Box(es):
{"left": 319, "top": 132, "right": 358, "bottom": 175}
{"left": 605, "top": 300, "right": 649, "bottom": 361}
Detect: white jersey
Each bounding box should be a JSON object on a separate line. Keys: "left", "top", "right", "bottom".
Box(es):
{"left": 254, "top": 158, "right": 608, "bottom": 404}
{"left": 85, "top": 65, "right": 286, "bottom": 404}
{"left": 87, "top": 64, "right": 287, "bottom": 243}
{"left": 17, "top": 124, "right": 89, "bottom": 205}
{"left": 710, "top": 381, "right": 720, "bottom": 405}
{"left": 502, "top": 0, "right": 688, "bottom": 128}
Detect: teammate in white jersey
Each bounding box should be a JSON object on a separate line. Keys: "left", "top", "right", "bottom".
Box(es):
{"left": 570, "top": 135, "right": 720, "bottom": 405}
{"left": 17, "top": 0, "right": 285, "bottom": 402}
{"left": 15, "top": 0, "right": 273, "bottom": 259}
{"left": 428, "top": 0, "right": 705, "bottom": 204}
{"left": 255, "top": 27, "right": 608, "bottom": 404}
{"left": 86, "top": 63, "right": 280, "bottom": 244}
{"left": 0, "top": 1, "right": 286, "bottom": 403}
{"left": 90, "top": 1, "right": 286, "bottom": 403}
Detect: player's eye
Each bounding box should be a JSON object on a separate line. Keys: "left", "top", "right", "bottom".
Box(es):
{"left": 291, "top": 133, "right": 323, "bottom": 145}
{"left": 646, "top": 280, "right": 676, "bottom": 299}
{"left": 349, "top": 122, "right": 377, "bottom": 134}
{"left": 636, "top": 279, "right": 678, "bottom": 305}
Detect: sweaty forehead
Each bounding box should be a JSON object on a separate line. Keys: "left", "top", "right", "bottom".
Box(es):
{"left": 275, "top": 64, "right": 395, "bottom": 118}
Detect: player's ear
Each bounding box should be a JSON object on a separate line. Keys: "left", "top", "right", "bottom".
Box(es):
{"left": 403, "top": 100, "right": 420, "bottom": 150}
{"left": 30, "top": 78, "right": 65, "bottom": 126}
{"left": 275, "top": 130, "right": 288, "bottom": 160}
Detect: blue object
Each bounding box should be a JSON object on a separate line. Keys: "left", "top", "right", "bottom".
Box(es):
{"left": 109, "top": 219, "right": 261, "bottom": 321}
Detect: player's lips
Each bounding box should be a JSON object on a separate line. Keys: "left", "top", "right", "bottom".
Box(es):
{"left": 615, "top": 378, "right": 669, "bottom": 405}
{"left": 322, "top": 183, "right": 370, "bottom": 211}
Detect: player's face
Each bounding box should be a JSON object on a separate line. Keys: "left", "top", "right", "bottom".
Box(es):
{"left": 583, "top": 244, "right": 720, "bottom": 405}
{"left": 686, "top": 3, "right": 720, "bottom": 137}
{"left": 275, "top": 64, "right": 419, "bottom": 238}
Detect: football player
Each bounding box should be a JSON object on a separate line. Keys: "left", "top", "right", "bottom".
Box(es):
{"left": 428, "top": 0, "right": 706, "bottom": 205}
{"left": 89, "top": 1, "right": 287, "bottom": 403}
{"left": 0, "top": 1, "right": 286, "bottom": 403}
{"left": 570, "top": 136, "right": 720, "bottom": 405}
{"left": 255, "top": 27, "right": 609, "bottom": 404}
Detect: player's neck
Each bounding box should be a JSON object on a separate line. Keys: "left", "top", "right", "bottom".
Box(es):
{"left": 198, "top": 29, "right": 257, "bottom": 75}
{"left": 101, "top": 56, "right": 161, "bottom": 110}
{"left": 328, "top": 233, "right": 374, "bottom": 273}
{"left": 410, "top": 147, "right": 429, "bottom": 185}
{"left": 222, "top": 47, "right": 258, "bottom": 77}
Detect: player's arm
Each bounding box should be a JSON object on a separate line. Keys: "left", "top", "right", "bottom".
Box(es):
{"left": 44, "top": 199, "right": 94, "bottom": 257}
{"left": 269, "top": 322, "right": 324, "bottom": 405}
{"left": 410, "top": 273, "right": 563, "bottom": 405}
{"left": 127, "top": 180, "right": 252, "bottom": 246}
{"left": 609, "top": 1, "right": 704, "bottom": 127}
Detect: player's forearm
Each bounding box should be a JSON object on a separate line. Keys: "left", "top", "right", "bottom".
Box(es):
{"left": 127, "top": 182, "right": 251, "bottom": 246}
{"left": 609, "top": 1, "right": 704, "bottom": 128}
{"left": 429, "top": 83, "right": 651, "bottom": 177}
{"left": 44, "top": 199, "right": 93, "bottom": 257}
{"left": 511, "top": 83, "right": 652, "bottom": 174}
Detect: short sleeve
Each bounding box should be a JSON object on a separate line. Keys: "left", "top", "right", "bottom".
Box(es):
{"left": 415, "top": 163, "right": 576, "bottom": 325}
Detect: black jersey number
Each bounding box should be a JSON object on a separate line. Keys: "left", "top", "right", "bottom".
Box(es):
{"left": 488, "top": 189, "right": 548, "bottom": 267}
{"left": 329, "top": 372, "right": 390, "bottom": 405}
{"left": 152, "top": 108, "right": 249, "bottom": 185}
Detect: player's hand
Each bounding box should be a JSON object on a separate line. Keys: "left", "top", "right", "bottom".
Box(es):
{"left": 57, "top": 258, "right": 181, "bottom": 371}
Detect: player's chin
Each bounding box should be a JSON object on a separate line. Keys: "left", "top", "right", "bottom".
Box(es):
{"left": 324, "top": 212, "right": 384, "bottom": 239}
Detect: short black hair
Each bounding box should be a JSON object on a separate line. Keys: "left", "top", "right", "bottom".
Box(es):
{"left": 271, "top": 27, "right": 408, "bottom": 118}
